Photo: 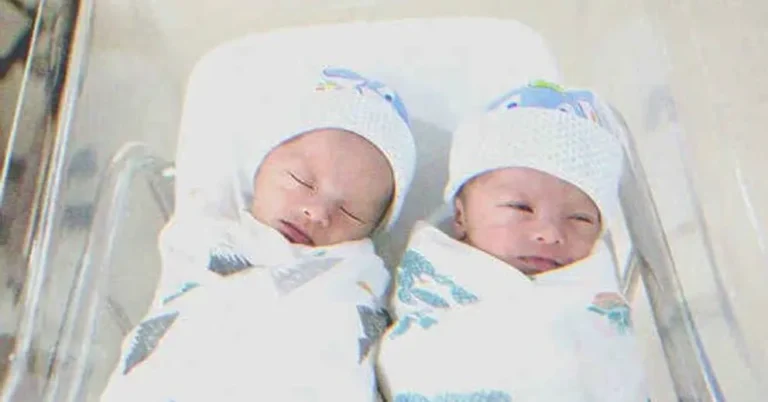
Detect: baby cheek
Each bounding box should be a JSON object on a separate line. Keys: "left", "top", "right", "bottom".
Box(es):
{"left": 256, "top": 185, "right": 292, "bottom": 218}
{"left": 468, "top": 224, "right": 519, "bottom": 259}
{"left": 567, "top": 238, "right": 596, "bottom": 262}
{"left": 328, "top": 226, "right": 364, "bottom": 245}
{"left": 479, "top": 210, "right": 522, "bottom": 236}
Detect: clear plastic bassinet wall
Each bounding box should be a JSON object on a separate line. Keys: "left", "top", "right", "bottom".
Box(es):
{"left": 1, "top": 0, "right": 767, "bottom": 401}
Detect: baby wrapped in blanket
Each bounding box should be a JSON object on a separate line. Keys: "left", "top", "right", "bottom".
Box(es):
{"left": 100, "top": 67, "right": 416, "bottom": 402}
{"left": 378, "top": 81, "right": 649, "bottom": 401}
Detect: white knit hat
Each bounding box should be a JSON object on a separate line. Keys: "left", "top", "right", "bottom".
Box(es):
{"left": 444, "top": 80, "right": 625, "bottom": 231}
{"left": 232, "top": 67, "right": 416, "bottom": 231}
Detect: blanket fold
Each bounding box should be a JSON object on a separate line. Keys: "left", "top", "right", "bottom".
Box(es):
{"left": 101, "top": 211, "right": 390, "bottom": 402}
{"left": 378, "top": 222, "right": 648, "bottom": 402}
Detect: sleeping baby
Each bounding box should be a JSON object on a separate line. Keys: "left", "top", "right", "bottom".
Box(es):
{"left": 100, "top": 67, "right": 416, "bottom": 402}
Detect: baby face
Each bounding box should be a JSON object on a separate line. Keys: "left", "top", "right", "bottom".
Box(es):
{"left": 453, "top": 167, "right": 601, "bottom": 275}
{"left": 250, "top": 128, "right": 394, "bottom": 247}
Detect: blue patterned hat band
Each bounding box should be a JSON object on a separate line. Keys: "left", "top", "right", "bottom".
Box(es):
{"left": 315, "top": 67, "right": 410, "bottom": 126}
{"left": 486, "top": 80, "right": 608, "bottom": 130}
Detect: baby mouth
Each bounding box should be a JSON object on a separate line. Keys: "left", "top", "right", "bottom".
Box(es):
{"left": 515, "top": 256, "right": 563, "bottom": 274}
{"left": 278, "top": 220, "right": 314, "bottom": 246}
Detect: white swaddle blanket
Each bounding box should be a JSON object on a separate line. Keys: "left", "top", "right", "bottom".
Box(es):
{"left": 378, "top": 222, "right": 648, "bottom": 402}
{"left": 101, "top": 209, "right": 391, "bottom": 402}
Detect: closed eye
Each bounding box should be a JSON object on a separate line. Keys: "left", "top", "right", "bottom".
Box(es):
{"left": 570, "top": 214, "right": 596, "bottom": 224}
{"left": 340, "top": 206, "right": 365, "bottom": 224}
{"left": 289, "top": 172, "right": 314, "bottom": 190}
{"left": 503, "top": 202, "right": 533, "bottom": 213}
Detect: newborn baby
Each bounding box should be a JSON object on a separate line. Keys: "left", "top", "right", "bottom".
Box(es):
{"left": 378, "top": 81, "right": 648, "bottom": 402}
{"left": 100, "top": 67, "right": 416, "bottom": 402}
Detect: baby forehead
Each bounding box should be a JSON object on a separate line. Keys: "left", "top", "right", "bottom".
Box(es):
{"left": 473, "top": 167, "right": 560, "bottom": 186}
{"left": 276, "top": 129, "right": 393, "bottom": 181}
{"left": 469, "top": 167, "right": 594, "bottom": 200}
{"left": 282, "top": 128, "right": 381, "bottom": 157}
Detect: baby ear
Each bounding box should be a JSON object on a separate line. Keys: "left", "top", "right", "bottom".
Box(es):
{"left": 452, "top": 196, "right": 468, "bottom": 240}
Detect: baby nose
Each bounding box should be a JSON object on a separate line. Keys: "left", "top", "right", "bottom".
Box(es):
{"left": 301, "top": 200, "right": 331, "bottom": 228}
{"left": 531, "top": 219, "right": 565, "bottom": 245}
